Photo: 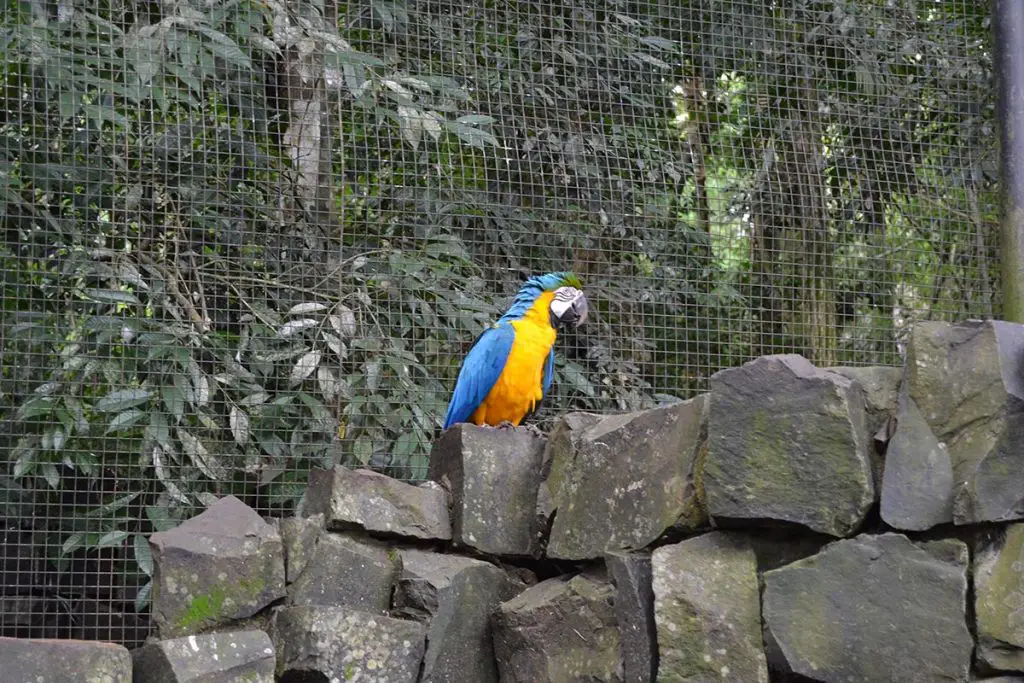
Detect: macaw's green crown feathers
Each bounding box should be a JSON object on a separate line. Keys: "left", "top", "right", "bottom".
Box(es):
{"left": 499, "top": 271, "right": 583, "bottom": 322}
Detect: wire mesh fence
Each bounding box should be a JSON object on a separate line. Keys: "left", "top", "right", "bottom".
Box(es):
{"left": 1, "top": 0, "right": 998, "bottom": 647}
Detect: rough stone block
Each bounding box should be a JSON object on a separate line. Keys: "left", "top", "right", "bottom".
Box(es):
{"left": 0, "top": 637, "right": 131, "bottom": 682}
{"left": 705, "top": 354, "right": 875, "bottom": 537}
{"left": 542, "top": 397, "right": 708, "bottom": 560}
{"left": 269, "top": 604, "right": 425, "bottom": 683}
{"left": 880, "top": 387, "right": 955, "bottom": 531}
{"left": 429, "top": 424, "right": 547, "bottom": 557}
{"left": 278, "top": 514, "right": 323, "bottom": 584}
{"left": 902, "top": 320, "right": 1024, "bottom": 524}
{"left": 975, "top": 523, "right": 1024, "bottom": 672}
{"left": 605, "top": 551, "right": 656, "bottom": 683}
{"left": 825, "top": 365, "right": 902, "bottom": 439}
{"left": 131, "top": 629, "right": 275, "bottom": 682}
{"left": 149, "top": 496, "right": 286, "bottom": 638}
{"left": 300, "top": 466, "right": 450, "bottom": 541}
{"left": 287, "top": 531, "right": 401, "bottom": 612}
{"left": 652, "top": 532, "right": 768, "bottom": 683}
{"left": 763, "top": 533, "right": 972, "bottom": 682}
{"left": 392, "top": 549, "right": 525, "bottom": 683}
{"left": 492, "top": 572, "right": 621, "bottom": 683}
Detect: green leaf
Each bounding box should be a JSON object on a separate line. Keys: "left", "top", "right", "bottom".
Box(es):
{"left": 107, "top": 409, "right": 146, "bottom": 433}
{"left": 134, "top": 534, "right": 153, "bottom": 576}
{"left": 86, "top": 492, "right": 141, "bottom": 518}
{"left": 444, "top": 121, "right": 500, "bottom": 149}
{"left": 291, "top": 350, "right": 322, "bottom": 383}
{"left": 230, "top": 406, "right": 250, "bottom": 445}
{"left": 62, "top": 532, "right": 86, "bottom": 556}
{"left": 393, "top": 431, "right": 417, "bottom": 458}
{"left": 97, "top": 530, "right": 130, "bottom": 549}
{"left": 12, "top": 444, "right": 38, "bottom": 478}
{"left": 163, "top": 383, "right": 186, "bottom": 421}
{"left": 202, "top": 37, "right": 252, "bottom": 69}
{"left": 95, "top": 389, "right": 152, "bottom": 413}
{"left": 455, "top": 114, "right": 496, "bottom": 125}
{"left": 41, "top": 464, "right": 60, "bottom": 490}
{"left": 288, "top": 302, "right": 328, "bottom": 315}
{"left": 135, "top": 579, "right": 152, "bottom": 612}
{"left": 324, "top": 48, "right": 387, "bottom": 69}
{"left": 145, "top": 504, "right": 179, "bottom": 532}
{"left": 17, "top": 396, "right": 55, "bottom": 421}
{"left": 84, "top": 288, "right": 139, "bottom": 305}
{"left": 177, "top": 428, "right": 226, "bottom": 480}
{"left": 353, "top": 436, "right": 373, "bottom": 465}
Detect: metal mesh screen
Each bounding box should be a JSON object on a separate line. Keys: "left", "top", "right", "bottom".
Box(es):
{"left": 1, "top": 0, "right": 998, "bottom": 646}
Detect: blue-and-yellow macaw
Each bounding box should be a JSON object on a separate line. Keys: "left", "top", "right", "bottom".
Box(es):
{"left": 443, "top": 272, "right": 589, "bottom": 429}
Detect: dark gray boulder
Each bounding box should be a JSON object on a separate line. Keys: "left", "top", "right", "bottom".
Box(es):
{"left": 705, "top": 354, "right": 875, "bottom": 537}
{"left": 492, "top": 572, "right": 621, "bottom": 683}
{"left": 300, "top": 466, "right": 450, "bottom": 541}
{"left": 542, "top": 397, "right": 708, "bottom": 560}
{"left": 287, "top": 531, "right": 401, "bottom": 612}
{"left": 429, "top": 424, "right": 547, "bottom": 557}
{"left": 149, "top": 496, "right": 286, "bottom": 638}
{"left": 392, "top": 549, "right": 524, "bottom": 683}
{"left": 652, "top": 532, "right": 768, "bottom": 683}
{"left": 763, "top": 533, "right": 972, "bottom": 682}
{"left": 0, "top": 637, "right": 131, "bottom": 682}
{"left": 131, "top": 629, "right": 275, "bottom": 682}
{"left": 269, "top": 604, "right": 425, "bottom": 682}
{"left": 879, "top": 385, "right": 955, "bottom": 531}
{"left": 975, "top": 523, "right": 1024, "bottom": 672}
{"left": 903, "top": 320, "right": 1024, "bottom": 524}
{"left": 605, "top": 551, "right": 657, "bottom": 683}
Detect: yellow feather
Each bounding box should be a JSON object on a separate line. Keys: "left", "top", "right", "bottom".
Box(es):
{"left": 471, "top": 291, "right": 557, "bottom": 426}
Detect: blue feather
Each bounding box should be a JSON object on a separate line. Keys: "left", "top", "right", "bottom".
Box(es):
{"left": 542, "top": 348, "right": 555, "bottom": 397}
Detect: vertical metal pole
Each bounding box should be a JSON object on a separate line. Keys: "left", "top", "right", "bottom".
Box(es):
{"left": 994, "top": 0, "right": 1024, "bottom": 322}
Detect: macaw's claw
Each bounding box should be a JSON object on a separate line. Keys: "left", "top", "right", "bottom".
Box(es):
{"left": 496, "top": 420, "right": 517, "bottom": 430}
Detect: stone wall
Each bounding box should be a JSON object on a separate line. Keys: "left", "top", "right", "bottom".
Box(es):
{"left": 2, "top": 319, "right": 1024, "bottom": 683}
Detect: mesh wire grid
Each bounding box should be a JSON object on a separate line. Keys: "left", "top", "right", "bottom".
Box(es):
{"left": 0, "top": 0, "right": 999, "bottom": 646}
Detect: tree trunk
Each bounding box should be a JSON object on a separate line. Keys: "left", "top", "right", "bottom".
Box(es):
{"left": 790, "top": 116, "right": 836, "bottom": 366}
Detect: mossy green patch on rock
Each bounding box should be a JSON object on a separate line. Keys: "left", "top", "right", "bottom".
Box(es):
{"left": 175, "top": 587, "right": 227, "bottom": 631}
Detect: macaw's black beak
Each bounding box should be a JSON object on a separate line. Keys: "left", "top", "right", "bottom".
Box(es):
{"left": 560, "top": 293, "right": 589, "bottom": 328}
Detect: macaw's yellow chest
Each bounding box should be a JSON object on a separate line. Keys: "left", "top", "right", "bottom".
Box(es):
{"left": 471, "top": 293, "right": 558, "bottom": 426}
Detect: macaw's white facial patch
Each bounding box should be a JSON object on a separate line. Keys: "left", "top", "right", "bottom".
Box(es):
{"left": 550, "top": 286, "right": 589, "bottom": 327}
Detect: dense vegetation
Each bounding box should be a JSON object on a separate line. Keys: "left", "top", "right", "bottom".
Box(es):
{"left": 0, "top": 0, "right": 998, "bottom": 637}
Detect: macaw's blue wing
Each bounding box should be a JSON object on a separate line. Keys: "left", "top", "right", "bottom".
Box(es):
{"left": 541, "top": 348, "right": 555, "bottom": 397}
{"left": 443, "top": 323, "right": 516, "bottom": 429}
